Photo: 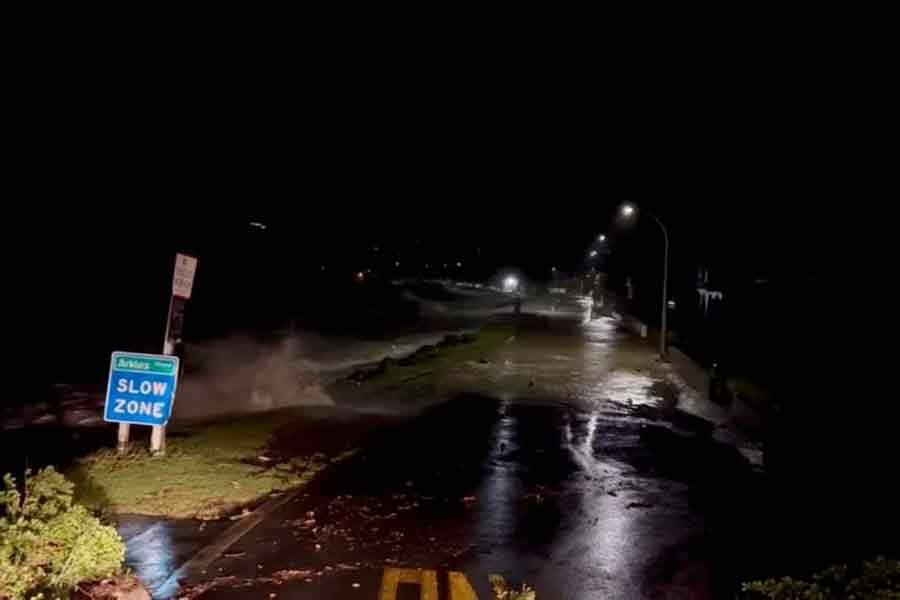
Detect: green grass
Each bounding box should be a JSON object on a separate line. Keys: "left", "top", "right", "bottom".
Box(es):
{"left": 69, "top": 410, "right": 328, "bottom": 519}
{"left": 370, "top": 324, "right": 515, "bottom": 388}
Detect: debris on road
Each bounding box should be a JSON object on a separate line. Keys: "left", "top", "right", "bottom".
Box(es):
{"left": 271, "top": 569, "right": 314, "bottom": 581}
{"left": 490, "top": 574, "right": 537, "bottom": 600}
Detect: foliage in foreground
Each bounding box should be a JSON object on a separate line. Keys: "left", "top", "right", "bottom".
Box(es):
{"left": 741, "top": 557, "right": 900, "bottom": 599}
{"left": 0, "top": 467, "right": 124, "bottom": 600}
{"left": 490, "top": 574, "right": 537, "bottom": 600}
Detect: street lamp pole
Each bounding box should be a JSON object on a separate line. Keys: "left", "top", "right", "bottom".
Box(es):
{"left": 646, "top": 211, "right": 670, "bottom": 359}
{"left": 621, "top": 205, "right": 670, "bottom": 359}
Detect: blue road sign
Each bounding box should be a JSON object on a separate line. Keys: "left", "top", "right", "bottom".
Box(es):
{"left": 104, "top": 352, "right": 180, "bottom": 427}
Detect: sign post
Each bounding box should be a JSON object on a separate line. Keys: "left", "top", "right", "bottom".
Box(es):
{"left": 115, "top": 253, "right": 197, "bottom": 455}
{"left": 105, "top": 352, "right": 179, "bottom": 428}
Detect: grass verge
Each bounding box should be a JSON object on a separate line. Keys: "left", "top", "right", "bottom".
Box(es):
{"left": 366, "top": 323, "right": 515, "bottom": 389}
{"left": 69, "top": 410, "right": 335, "bottom": 519}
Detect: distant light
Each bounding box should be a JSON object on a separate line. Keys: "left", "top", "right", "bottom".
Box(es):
{"left": 551, "top": 266, "right": 557, "bottom": 272}
{"left": 355, "top": 271, "right": 365, "bottom": 281}
{"left": 425, "top": 264, "right": 430, "bottom": 269}
{"left": 503, "top": 276, "right": 519, "bottom": 293}
{"left": 321, "top": 265, "right": 326, "bottom": 271}
{"left": 589, "top": 250, "right": 598, "bottom": 257}
{"left": 456, "top": 261, "right": 462, "bottom": 267}
{"left": 598, "top": 234, "right": 607, "bottom": 242}
{"left": 395, "top": 261, "right": 400, "bottom": 267}
{"left": 249, "top": 221, "right": 267, "bottom": 230}
{"left": 621, "top": 204, "right": 636, "bottom": 217}
{"left": 667, "top": 300, "right": 676, "bottom": 309}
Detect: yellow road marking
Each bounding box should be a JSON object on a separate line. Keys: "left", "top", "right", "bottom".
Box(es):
{"left": 379, "top": 568, "right": 439, "bottom": 600}
{"left": 448, "top": 571, "right": 479, "bottom": 599}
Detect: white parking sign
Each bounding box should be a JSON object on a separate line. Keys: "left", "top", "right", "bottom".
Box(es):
{"left": 172, "top": 253, "right": 198, "bottom": 299}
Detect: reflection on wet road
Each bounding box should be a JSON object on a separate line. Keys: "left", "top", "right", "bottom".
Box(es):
{"left": 174, "top": 299, "right": 759, "bottom": 599}
{"left": 119, "top": 516, "right": 230, "bottom": 598}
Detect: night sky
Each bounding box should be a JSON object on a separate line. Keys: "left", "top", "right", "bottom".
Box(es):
{"left": 16, "top": 50, "right": 894, "bottom": 388}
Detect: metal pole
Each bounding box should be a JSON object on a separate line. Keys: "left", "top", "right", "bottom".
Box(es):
{"left": 660, "top": 225, "right": 669, "bottom": 358}
{"left": 647, "top": 212, "right": 670, "bottom": 359}
{"left": 150, "top": 293, "right": 175, "bottom": 456}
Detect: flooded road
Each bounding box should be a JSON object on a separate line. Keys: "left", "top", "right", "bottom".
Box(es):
{"left": 175, "top": 297, "right": 763, "bottom": 599}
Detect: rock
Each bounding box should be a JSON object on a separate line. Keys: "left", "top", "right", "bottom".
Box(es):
{"left": 440, "top": 334, "right": 464, "bottom": 346}
{"left": 33, "top": 413, "right": 59, "bottom": 425}
{"left": 229, "top": 509, "right": 252, "bottom": 520}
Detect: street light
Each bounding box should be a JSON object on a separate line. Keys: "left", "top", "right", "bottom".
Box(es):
{"left": 620, "top": 203, "right": 670, "bottom": 359}
{"left": 589, "top": 250, "right": 598, "bottom": 258}
{"left": 598, "top": 234, "right": 607, "bottom": 242}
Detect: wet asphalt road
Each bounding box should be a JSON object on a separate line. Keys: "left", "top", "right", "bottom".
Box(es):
{"left": 172, "top": 299, "right": 762, "bottom": 599}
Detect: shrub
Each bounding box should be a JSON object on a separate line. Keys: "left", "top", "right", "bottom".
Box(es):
{"left": 741, "top": 557, "right": 900, "bottom": 599}
{"left": 0, "top": 467, "right": 125, "bottom": 600}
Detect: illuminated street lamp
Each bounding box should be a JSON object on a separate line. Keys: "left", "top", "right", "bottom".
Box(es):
{"left": 598, "top": 234, "right": 607, "bottom": 242}
{"left": 503, "top": 276, "right": 519, "bottom": 293}
{"left": 589, "top": 250, "right": 598, "bottom": 258}
{"left": 620, "top": 203, "right": 669, "bottom": 359}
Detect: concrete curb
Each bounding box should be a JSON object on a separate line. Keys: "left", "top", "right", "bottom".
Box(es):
{"left": 156, "top": 486, "right": 307, "bottom": 597}
{"left": 612, "top": 313, "right": 766, "bottom": 467}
